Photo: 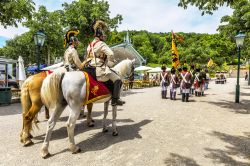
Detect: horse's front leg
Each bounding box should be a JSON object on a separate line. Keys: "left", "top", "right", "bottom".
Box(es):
{"left": 67, "top": 106, "right": 81, "bottom": 154}
{"left": 86, "top": 103, "right": 94, "bottom": 127}
{"left": 112, "top": 105, "right": 118, "bottom": 136}
{"left": 102, "top": 101, "right": 109, "bottom": 132}
{"left": 41, "top": 105, "right": 64, "bottom": 159}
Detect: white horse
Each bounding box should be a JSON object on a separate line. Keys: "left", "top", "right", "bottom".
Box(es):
{"left": 40, "top": 59, "right": 135, "bottom": 158}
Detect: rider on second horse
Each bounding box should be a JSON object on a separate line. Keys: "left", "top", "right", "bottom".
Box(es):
{"left": 85, "top": 20, "right": 124, "bottom": 106}
{"left": 63, "top": 29, "right": 84, "bottom": 71}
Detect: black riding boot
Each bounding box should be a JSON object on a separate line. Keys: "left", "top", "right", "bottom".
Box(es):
{"left": 165, "top": 90, "right": 167, "bottom": 99}
{"left": 161, "top": 91, "right": 165, "bottom": 99}
{"left": 111, "top": 80, "right": 123, "bottom": 106}
{"left": 170, "top": 91, "right": 173, "bottom": 100}
{"left": 182, "top": 93, "right": 185, "bottom": 102}
{"left": 173, "top": 92, "right": 176, "bottom": 100}
{"left": 185, "top": 93, "right": 189, "bottom": 102}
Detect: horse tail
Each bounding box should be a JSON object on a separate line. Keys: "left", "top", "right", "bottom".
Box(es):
{"left": 20, "top": 77, "right": 32, "bottom": 137}
{"left": 21, "top": 77, "right": 32, "bottom": 119}
{"left": 41, "top": 67, "right": 66, "bottom": 108}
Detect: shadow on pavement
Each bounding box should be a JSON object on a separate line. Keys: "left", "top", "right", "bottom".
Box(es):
{"left": 49, "top": 119, "right": 152, "bottom": 156}
{"left": 77, "top": 119, "right": 152, "bottom": 153}
{"left": 0, "top": 103, "right": 22, "bottom": 116}
{"left": 164, "top": 153, "right": 201, "bottom": 166}
{"left": 201, "top": 99, "right": 250, "bottom": 114}
{"left": 229, "top": 92, "right": 250, "bottom": 97}
{"left": 205, "top": 131, "right": 250, "bottom": 166}
{"left": 121, "top": 90, "right": 144, "bottom": 97}
{"left": 33, "top": 118, "right": 135, "bottom": 142}
{"left": 59, "top": 108, "right": 124, "bottom": 122}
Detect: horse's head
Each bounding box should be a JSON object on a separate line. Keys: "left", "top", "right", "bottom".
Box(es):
{"left": 126, "top": 58, "right": 135, "bottom": 77}
{"left": 112, "top": 58, "right": 135, "bottom": 79}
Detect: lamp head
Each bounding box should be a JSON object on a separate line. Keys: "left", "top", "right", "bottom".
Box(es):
{"left": 235, "top": 31, "right": 246, "bottom": 48}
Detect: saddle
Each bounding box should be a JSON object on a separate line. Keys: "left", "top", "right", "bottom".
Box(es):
{"left": 83, "top": 72, "right": 111, "bottom": 105}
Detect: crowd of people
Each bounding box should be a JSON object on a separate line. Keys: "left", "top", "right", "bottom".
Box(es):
{"left": 159, "top": 65, "right": 210, "bottom": 102}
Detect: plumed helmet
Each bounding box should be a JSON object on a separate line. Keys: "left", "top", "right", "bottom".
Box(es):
{"left": 171, "top": 67, "right": 176, "bottom": 74}
{"left": 64, "top": 29, "right": 80, "bottom": 48}
{"left": 92, "top": 20, "right": 108, "bottom": 38}
{"left": 161, "top": 65, "right": 166, "bottom": 71}
{"left": 190, "top": 64, "right": 195, "bottom": 70}
{"left": 183, "top": 65, "right": 188, "bottom": 71}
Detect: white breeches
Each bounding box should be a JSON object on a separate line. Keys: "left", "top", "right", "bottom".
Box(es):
{"left": 97, "top": 71, "right": 120, "bottom": 83}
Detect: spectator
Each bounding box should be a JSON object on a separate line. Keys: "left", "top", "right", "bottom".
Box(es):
{"left": 129, "top": 72, "right": 134, "bottom": 89}
{"left": 245, "top": 72, "right": 248, "bottom": 81}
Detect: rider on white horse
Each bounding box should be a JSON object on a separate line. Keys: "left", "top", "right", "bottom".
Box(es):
{"left": 85, "top": 20, "right": 124, "bottom": 106}
{"left": 63, "top": 29, "right": 84, "bottom": 71}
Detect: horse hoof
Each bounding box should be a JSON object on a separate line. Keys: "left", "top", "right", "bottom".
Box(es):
{"left": 102, "top": 128, "right": 108, "bottom": 133}
{"left": 87, "top": 123, "right": 94, "bottom": 127}
{"left": 112, "top": 132, "right": 118, "bottom": 136}
{"left": 28, "top": 134, "right": 33, "bottom": 139}
{"left": 42, "top": 152, "right": 51, "bottom": 159}
{"left": 23, "top": 140, "right": 34, "bottom": 147}
{"left": 72, "top": 147, "right": 81, "bottom": 154}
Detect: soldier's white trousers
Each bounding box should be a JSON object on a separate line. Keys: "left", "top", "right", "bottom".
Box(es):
{"left": 97, "top": 70, "right": 120, "bottom": 83}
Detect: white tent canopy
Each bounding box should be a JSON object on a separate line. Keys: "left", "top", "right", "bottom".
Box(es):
{"left": 147, "top": 67, "right": 162, "bottom": 73}
{"left": 41, "top": 62, "right": 63, "bottom": 71}
{"left": 147, "top": 67, "right": 171, "bottom": 73}
{"left": 18, "top": 56, "right": 26, "bottom": 81}
{"left": 134, "top": 66, "right": 153, "bottom": 71}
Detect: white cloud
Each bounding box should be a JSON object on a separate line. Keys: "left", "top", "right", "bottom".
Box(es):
{"left": 107, "top": 0, "right": 233, "bottom": 34}
{"left": 0, "top": 24, "right": 29, "bottom": 39}
{"left": 0, "top": 0, "right": 233, "bottom": 41}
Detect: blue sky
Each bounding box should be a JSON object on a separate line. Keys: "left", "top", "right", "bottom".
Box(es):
{"left": 0, "top": 0, "right": 233, "bottom": 48}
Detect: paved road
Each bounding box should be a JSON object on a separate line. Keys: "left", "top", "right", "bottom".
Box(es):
{"left": 0, "top": 78, "right": 250, "bottom": 166}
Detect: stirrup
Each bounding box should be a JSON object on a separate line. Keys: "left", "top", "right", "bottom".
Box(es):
{"left": 111, "top": 99, "right": 123, "bottom": 106}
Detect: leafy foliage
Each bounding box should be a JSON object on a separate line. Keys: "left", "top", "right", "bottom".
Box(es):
{"left": 218, "top": 0, "right": 250, "bottom": 61}
{"left": 0, "top": 0, "right": 35, "bottom": 27}
{"left": 178, "top": 0, "right": 234, "bottom": 15}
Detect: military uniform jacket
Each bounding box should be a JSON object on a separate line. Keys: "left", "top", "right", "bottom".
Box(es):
{"left": 180, "top": 71, "right": 192, "bottom": 89}
{"left": 63, "top": 45, "right": 82, "bottom": 70}
{"left": 87, "top": 38, "right": 116, "bottom": 77}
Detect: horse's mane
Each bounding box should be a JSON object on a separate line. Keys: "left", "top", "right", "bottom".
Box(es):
{"left": 112, "top": 59, "right": 131, "bottom": 78}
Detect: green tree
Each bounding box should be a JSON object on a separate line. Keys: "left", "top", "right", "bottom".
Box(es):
{"left": 62, "top": 0, "right": 123, "bottom": 46}
{"left": 218, "top": 0, "right": 250, "bottom": 61}
{"left": 0, "top": 0, "right": 35, "bottom": 27}
{"left": 178, "top": 0, "right": 234, "bottom": 15}
{"left": 1, "top": 32, "right": 35, "bottom": 65}
{"left": 23, "top": 6, "right": 65, "bottom": 64}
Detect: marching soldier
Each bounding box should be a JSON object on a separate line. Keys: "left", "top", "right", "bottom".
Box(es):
{"left": 85, "top": 20, "right": 123, "bottom": 106}
{"left": 169, "top": 67, "right": 179, "bottom": 100}
{"left": 160, "top": 65, "right": 170, "bottom": 99}
{"left": 63, "top": 29, "right": 84, "bottom": 71}
{"left": 177, "top": 67, "right": 183, "bottom": 95}
{"left": 180, "top": 66, "right": 192, "bottom": 102}
{"left": 189, "top": 64, "right": 195, "bottom": 95}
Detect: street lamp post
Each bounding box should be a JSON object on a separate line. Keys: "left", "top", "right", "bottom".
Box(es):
{"left": 248, "top": 58, "right": 250, "bottom": 86}
{"left": 235, "top": 32, "right": 246, "bottom": 103}
{"left": 33, "top": 30, "right": 46, "bottom": 71}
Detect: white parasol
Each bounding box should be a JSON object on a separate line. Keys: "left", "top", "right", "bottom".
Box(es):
{"left": 41, "top": 62, "right": 63, "bottom": 71}
{"left": 18, "top": 56, "right": 26, "bottom": 88}
{"left": 134, "top": 66, "right": 153, "bottom": 71}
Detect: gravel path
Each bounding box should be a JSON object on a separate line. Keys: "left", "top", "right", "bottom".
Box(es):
{"left": 0, "top": 78, "right": 250, "bottom": 166}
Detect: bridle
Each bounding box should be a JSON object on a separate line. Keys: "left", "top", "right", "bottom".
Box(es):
{"left": 127, "top": 63, "right": 135, "bottom": 77}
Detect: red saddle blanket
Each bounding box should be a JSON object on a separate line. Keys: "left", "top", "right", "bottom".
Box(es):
{"left": 83, "top": 72, "right": 111, "bottom": 105}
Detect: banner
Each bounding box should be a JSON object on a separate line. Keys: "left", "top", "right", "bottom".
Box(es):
{"left": 171, "top": 31, "right": 182, "bottom": 69}
{"left": 207, "top": 58, "right": 214, "bottom": 67}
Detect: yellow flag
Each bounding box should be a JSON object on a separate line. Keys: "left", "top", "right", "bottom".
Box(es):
{"left": 171, "top": 32, "right": 180, "bottom": 69}
{"left": 207, "top": 58, "right": 214, "bottom": 67}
